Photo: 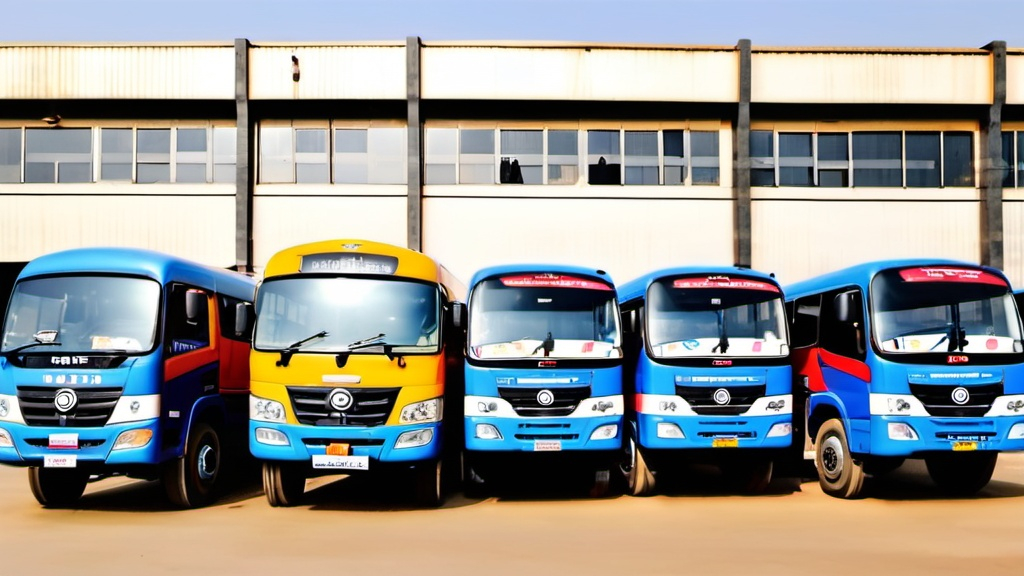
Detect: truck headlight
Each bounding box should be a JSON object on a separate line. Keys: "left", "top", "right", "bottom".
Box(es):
{"left": 657, "top": 422, "right": 685, "bottom": 439}
{"left": 112, "top": 429, "right": 154, "bottom": 450}
{"left": 395, "top": 428, "right": 434, "bottom": 449}
{"left": 250, "top": 396, "right": 286, "bottom": 423}
{"left": 589, "top": 424, "right": 618, "bottom": 440}
{"left": 0, "top": 427, "right": 12, "bottom": 448}
{"left": 255, "top": 427, "right": 290, "bottom": 446}
{"left": 400, "top": 398, "right": 442, "bottom": 424}
{"left": 767, "top": 423, "right": 792, "bottom": 438}
{"left": 888, "top": 422, "right": 919, "bottom": 441}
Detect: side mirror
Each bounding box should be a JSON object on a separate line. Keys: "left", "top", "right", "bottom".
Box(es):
{"left": 834, "top": 291, "right": 857, "bottom": 323}
{"left": 185, "top": 290, "right": 206, "bottom": 324}
{"left": 234, "top": 302, "right": 250, "bottom": 338}
{"left": 450, "top": 302, "right": 467, "bottom": 330}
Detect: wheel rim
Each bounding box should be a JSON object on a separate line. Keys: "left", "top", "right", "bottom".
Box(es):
{"left": 620, "top": 436, "right": 637, "bottom": 482}
{"left": 821, "top": 435, "right": 844, "bottom": 481}
{"left": 197, "top": 443, "right": 218, "bottom": 482}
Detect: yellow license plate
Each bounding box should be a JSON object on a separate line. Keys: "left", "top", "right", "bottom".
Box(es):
{"left": 326, "top": 443, "right": 350, "bottom": 456}
{"left": 712, "top": 437, "right": 739, "bottom": 448}
{"left": 952, "top": 441, "right": 977, "bottom": 452}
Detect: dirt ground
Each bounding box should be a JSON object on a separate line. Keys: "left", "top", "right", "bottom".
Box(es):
{"left": 2, "top": 453, "right": 1023, "bottom": 576}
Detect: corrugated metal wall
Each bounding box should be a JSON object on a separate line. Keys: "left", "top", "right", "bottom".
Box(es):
{"left": 249, "top": 44, "right": 407, "bottom": 100}
{"left": 0, "top": 45, "right": 234, "bottom": 100}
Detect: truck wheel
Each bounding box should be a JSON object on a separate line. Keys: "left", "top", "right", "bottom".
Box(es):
{"left": 263, "top": 462, "right": 305, "bottom": 507}
{"left": 589, "top": 469, "right": 612, "bottom": 498}
{"left": 162, "top": 422, "right": 221, "bottom": 508}
{"left": 28, "top": 467, "right": 89, "bottom": 508}
{"left": 815, "top": 418, "right": 865, "bottom": 499}
{"left": 413, "top": 460, "right": 444, "bottom": 508}
{"left": 723, "top": 459, "right": 774, "bottom": 495}
{"left": 925, "top": 452, "right": 997, "bottom": 496}
{"left": 462, "top": 453, "right": 488, "bottom": 498}
{"left": 620, "top": 430, "right": 655, "bottom": 496}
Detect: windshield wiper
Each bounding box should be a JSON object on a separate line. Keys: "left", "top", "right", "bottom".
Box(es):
{"left": 930, "top": 304, "right": 969, "bottom": 352}
{"left": 2, "top": 330, "right": 63, "bottom": 357}
{"left": 335, "top": 333, "right": 393, "bottom": 368}
{"left": 532, "top": 332, "right": 555, "bottom": 357}
{"left": 712, "top": 310, "right": 730, "bottom": 354}
{"left": 274, "top": 330, "right": 329, "bottom": 367}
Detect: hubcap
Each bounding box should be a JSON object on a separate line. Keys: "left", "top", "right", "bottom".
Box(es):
{"left": 197, "top": 444, "right": 217, "bottom": 481}
{"left": 821, "top": 435, "right": 844, "bottom": 481}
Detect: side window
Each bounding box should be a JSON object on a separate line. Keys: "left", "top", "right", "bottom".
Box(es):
{"left": 789, "top": 295, "right": 821, "bottom": 349}
{"left": 820, "top": 288, "right": 866, "bottom": 360}
{"left": 218, "top": 295, "right": 255, "bottom": 343}
{"left": 166, "top": 284, "right": 211, "bottom": 356}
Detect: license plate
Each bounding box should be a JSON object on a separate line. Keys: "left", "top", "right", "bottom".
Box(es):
{"left": 533, "top": 440, "right": 562, "bottom": 452}
{"left": 712, "top": 437, "right": 739, "bottom": 448}
{"left": 48, "top": 433, "right": 79, "bottom": 449}
{"left": 311, "top": 455, "right": 369, "bottom": 470}
{"left": 326, "top": 443, "right": 350, "bottom": 456}
{"left": 44, "top": 455, "right": 77, "bottom": 468}
{"left": 952, "top": 441, "right": 978, "bottom": 452}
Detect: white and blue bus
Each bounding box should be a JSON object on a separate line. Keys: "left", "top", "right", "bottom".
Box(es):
{"left": 617, "top": 267, "right": 792, "bottom": 495}
{"left": 786, "top": 260, "right": 1024, "bottom": 498}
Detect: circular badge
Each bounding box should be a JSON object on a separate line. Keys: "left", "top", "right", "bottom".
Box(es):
{"left": 54, "top": 388, "right": 78, "bottom": 413}
{"left": 712, "top": 388, "right": 731, "bottom": 405}
{"left": 536, "top": 389, "right": 555, "bottom": 406}
{"left": 328, "top": 388, "right": 354, "bottom": 412}
{"left": 951, "top": 386, "right": 970, "bottom": 406}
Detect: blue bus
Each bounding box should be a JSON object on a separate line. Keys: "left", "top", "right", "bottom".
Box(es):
{"left": 463, "top": 266, "right": 622, "bottom": 495}
{"left": 0, "top": 247, "right": 256, "bottom": 508}
{"left": 617, "top": 267, "right": 792, "bottom": 495}
{"left": 786, "top": 260, "right": 1024, "bottom": 498}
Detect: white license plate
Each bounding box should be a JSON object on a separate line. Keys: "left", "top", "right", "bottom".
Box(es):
{"left": 311, "top": 455, "right": 370, "bottom": 470}
{"left": 48, "top": 433, "right": 79, "bottom": 449}
{"left": 533, "top": 440, "right": 562, "bottom": 452}
{"left": 43, "top": 455, "right": 78, "bottom": 468}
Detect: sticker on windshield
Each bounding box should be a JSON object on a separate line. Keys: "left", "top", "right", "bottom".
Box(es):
{"left": 897, "top": 267, "right": 1006, "bottom": 286}
{"left": 499, "top": 274, "right": 612, "bottom": 291}
{"left": 671, "top": 276, "right": 780, "bottom": 292}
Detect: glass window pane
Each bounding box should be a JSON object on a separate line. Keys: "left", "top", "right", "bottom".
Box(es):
{"left": 1018, "top": 133, "right": 1024, "bottom": 187}
{"left": 176, "top": 164, "right": 207, "bottom": 183}
{"left": 779, "top": 133, "right": 812, "bottom": 186}
{"left": 588, "top": 130, "right": 619, "bottom": 156}
{"left": 1001, "top": 132, "right": 1014, "bottom": 188}
{"left": 943, "top": 132, "right": 973, "bottom": 187}
{"left": 460, "top": 130, "right": 494, "bottom": 154}
{"left": 817, "top": 133, "right": 848, "bottom": 161}
{"left": 138, "top": 163, "right": 170, "bottom": 183}
{"left": 296, "top": 162, "right": 329, "bottom": 183}
{"left": 625, "top": 131, "right": 658, "bottom": 185}
{"left": 459, "top": 163, "right": 493, "bottom": 184}
{"left": 177, "top": 128, "right": 207, "bottom": 153}
{"left": 751, "top": 170, "right": 775, "bottom": 187}
{"left": 425, "top": 164, "right": 455, "bottom": 185}
{"left": 101, "top": 164, "right": 132, "bottom": 181}
{"left": 853, "top": 132, "right": 902, "bottom": 187}
{"left": 213, "top": 164, "right": 234, "bottom": 183}
{"left": 690, "top": 131, "right": 719, "bottom": 186}
{"left": 213, "top": 127, "right": 237, "bottom": 164}
{"left": 625, "top": 166, "right": 658, "bottom": 185}
{"left": 25, "top": 128, "right": 92, "bottom": 183}
{"left": 101, "top": 129, "right": 132, "bottom": 182}
{"left": 750, "top": 130, "right": 773, "bottom": 158}
{"left": 335, "top": 129, "right": 367, "bottom": 153}
{"left": 259, "top": 126, "right": 294, "bottom": 183}
{"left": 367, "top": 127, "right": 405, "bottom": 185}
{"left": 57, "top": 164, "right": 92, "bottom": 185}
{"left": 0, "top": 128, "right": 22, "bottom": 183}
{"left": 905, "top": 132, "right": 940, "bottom": 188}
{"left": 548, "top": 130, "right": 578, "bottom": 185}
{"left": 425, "top": 128, "right": 457, "bottom": 156}
{"left": 25, "top": 163, "right": 54, "bottom": 183}
{"left": 665, "top": 130, "right": 685, "bottom": 158}
{"left": 691, "top": 131, "right": 719, "bottom": 158}
{"left": 500, "top": 130, "right": 542, "bottom": 155}
{"left": 137, "top": 129, "right": 170, "bottom": 155}
{"left": 548, "top": 130, "right": 577, "bottom": 155}
{"left": 295, "top": 129, "right": 326, "bottom": 153}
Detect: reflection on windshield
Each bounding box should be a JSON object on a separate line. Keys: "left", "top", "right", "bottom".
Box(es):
{"left": 646, "top": 278, "right": 788, "bottom": 358}
{"left": 871, "top": 269, "right": 1022, "bottom": 354}
{"left": 253, "top": 278, "right": 441, "bottom": 354}
{"left": 1, "top": 276, "right": 160, "bottom": 354}
{"left": 468, "top": 278, "right": 621, "bottom": 359}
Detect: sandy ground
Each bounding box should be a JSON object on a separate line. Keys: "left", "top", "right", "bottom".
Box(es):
{"left": 2, "top": 454, "right": 1023, "bottom": 576}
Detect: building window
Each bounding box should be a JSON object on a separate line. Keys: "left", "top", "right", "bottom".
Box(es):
{"left": 1000, "top": 132, "right": 1014, "bottom": 188}
{"left": 25, "top": 128, "right": 93, "bottom": 183}
{"left": 295, "top": 129, "right": 329, "bottom": 183}
{"left": 852, "top": 132, "right": 902, "bottom": 187}
{"left": 499, "top": 130, "right": 542, "bottom": 184}
{"left": 213, "top": 127, "right": 236, "bottom": 183}
{"left": 425, "top": 128, "right": 457, "bottom": 185}
{"left": 624, "top": 130, "right": 659, "bottom": 185}
{"left": 691, "top": 131, "right": 719, "bottom": 185}
{"left": 0, "top": 129, "right": 22, "bottom": 183}
{"left": 137, "top": 129, "right": 171, "bottom": 183}
{"left": 663, "top": 130, "right": 686, "bottom": 185}
{"left": 943, "top": 132, "right": 973, "bottom": 187}
{"left": 175, "top": 128, "right": 208, "bottom": 183}
{"left": 459, "top": 129, "right": 494, "bottom": 184}
{"left": 547, "top": 130, "right": 578, "bottom": 185}
{"left": 817, "top": 133, "right": 849, "bottom": 187}
{"left": 749, "top": 130, "right": 774, "bottom": 187}
{"left": 905, "top": 132, "right": 940, "bottom": 188}
{"left": 333, "top": 127, "right": 406, "bottom": 185}
{"left": 100, "top": 129, "right": 133, "bottom": 181}
{"left": 588, "top": 130, "right": 621, "bottom": 185}
{"left": 779, "top": 133, "right": 813, "bottom": 186}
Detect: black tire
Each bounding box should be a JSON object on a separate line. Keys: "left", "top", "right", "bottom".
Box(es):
{"left": 814, "top": 418, "right": 865, "bottom": 499}
{"left": 925, "top": 452, "right": 997, "bottom": 496}
{"left": 589, "top": 469, "right": 612, "bottom": 498}
{"left": 461, "top": 453, "right": 488, "bottom": 498}
{"left": 262, "top": 461, "right": 306, "bottom": 507}
{"left": 620, "top": 429, "right": 655, "bottom": 496}
{"left": 28, "top": 467, "right": 89, "bottom": 508}
{"left": 162, "top": 422, "right": 221, "bottom": 508}
{"left": 722, "top": 459, "right": 774, "bottom": 495}
{"left": 414, "top": 459, "right": 444, "bottom": 508}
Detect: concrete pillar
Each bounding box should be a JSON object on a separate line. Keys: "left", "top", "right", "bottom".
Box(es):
{"left": 234, "top": 38, "right": 255, "bottom": 272}
{"left": 981, "top": 40, "right": 1006, "bottom": 269}
{"left": 733, "top": 39, "right": 752, "bottom": 268}
{"left": 407, "top": 36, "right": 423, "bottom": 252}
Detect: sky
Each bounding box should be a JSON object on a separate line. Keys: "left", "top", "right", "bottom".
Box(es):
{"left": 5, "top": 0, "right": 1024, "bottom": 48}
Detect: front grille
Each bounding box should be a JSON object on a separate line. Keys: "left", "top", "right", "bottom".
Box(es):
{"left": 675, "top": 384, "right": 765, "bottom": 416}
{"left": 909, "top": 383, "right": 1002, "bottom": 417}
{"left": 514, "top": 434, "right": 580, "bottom": 441}
{"left": 287, "top": 386, "right": 400, "bottom": 427}
{"left": 17, "top": 386, "right": 122, "bottom": 427}
{"left": 696, "top": 432, "right": 756, "bottom": 439}
{"left": 301, "top": 438, "right": 386, "bottom": 447}
{"left": 25, "top": 438, "right": 107, "bottom": 448}
{"left": 498, "top": 385, "right": 591, "bottom": 417}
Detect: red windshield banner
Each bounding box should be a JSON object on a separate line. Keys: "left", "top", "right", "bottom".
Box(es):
{"left": 500, "top": 274, "right": 612, "bottom": 291}
{"left": 898, "top": 267, "right": 1007, "bottom": 287}
{"left": 671, "top": 276, "right": 780, "bottom": 292}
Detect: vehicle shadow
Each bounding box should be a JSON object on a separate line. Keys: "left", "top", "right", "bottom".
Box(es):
{"left": 645, "top": 463, "right": 805, "bottom": 499}
{"left": 303, "top": 473, "right": 484, "bottom": 512}
{"left": 852, "top": 459, "right": 1024, "bottom": 501}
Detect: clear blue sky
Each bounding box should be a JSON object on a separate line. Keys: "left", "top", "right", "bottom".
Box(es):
{"left": 6, "top": 0, "right": 1024, "bottom": 48}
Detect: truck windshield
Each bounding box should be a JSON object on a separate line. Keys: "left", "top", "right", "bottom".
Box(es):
{"left": 872, "top": 267, "right": 1023, "bottom": 354}
{"left": 468, "top": 275, "right": 621, "bottom": 360}
{"left": 1, "top": 275, "right": 160, "bottom": 354}
{"left": 646, "top": 277, "right": 788, "bottom": 358}
{"left": 253, "top": 277, "right": 441, "bottom": 354}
